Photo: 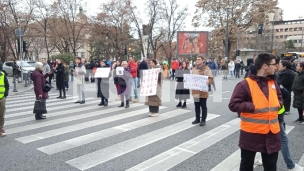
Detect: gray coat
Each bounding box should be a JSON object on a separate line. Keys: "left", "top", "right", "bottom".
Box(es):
{"left": 145, "top": 64, "right": 163, "bottom": 106}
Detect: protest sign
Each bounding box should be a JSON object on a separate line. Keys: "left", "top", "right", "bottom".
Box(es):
{"left": 116, "top": 67, "right": 124, "bottom": 76}
{"left": 140, "top": 68, "right": 160, "bottom": 96}
{"left": 94, "top": 68, "right": 111, "bottom": 78}
{"left": 184, "top": 74, "right": 208, "bottom": 92}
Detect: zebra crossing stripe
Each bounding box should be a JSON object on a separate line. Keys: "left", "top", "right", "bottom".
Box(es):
{"left": 65, "top": 114, "right": 220, "bottom": 171}
{"left": 17, "top": 105, "right": 165, "bottom": 144}
{"left": 5, "top": 101, "right": 121, "bottom": 126}
{"left": 210, "top": 125, "right": 295, "bottom": 171}
{"left": 6, "top": 93, "right": 59, "bottom": 101}
{"left": 126, "top": 118, "right": 240, "bottom": 171}
{"left": 6, "top": 97, "right": 86, "bottom": 112}
{"left": 6, "top": 95, "right": 73, "bottom": 108}
{"left": 7, "top": 103, "right": 143, "bottom": 134}
{"left": 5, "top": 98, "right": 95, "bottom": 118}
{"left": 37, "top": 108, "right": 190, "bottom": 154}
{"left": 6, "top": 93, "right": 60, "bottom": 104}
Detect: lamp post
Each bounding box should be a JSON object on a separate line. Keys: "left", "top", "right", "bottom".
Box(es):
{"left": 268, "top": 13, "right": 275, "bottom": 52}
{"left": 225, "top": 8, "right": 230, "bottom": 59}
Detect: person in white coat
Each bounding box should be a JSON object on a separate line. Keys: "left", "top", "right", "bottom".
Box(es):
{"left": 228, "top": 60, "right": 235, "bottom": 80}
{"left": 74, "top": 57, "right": 86, "bottom": 104}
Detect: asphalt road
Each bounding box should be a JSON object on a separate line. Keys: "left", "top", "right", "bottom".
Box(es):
{"left": 1, "top": 74, "right": 304, "bottom": 171}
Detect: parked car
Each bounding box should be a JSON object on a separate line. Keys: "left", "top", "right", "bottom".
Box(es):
{"left": 3, "top": 61, "right": 35, "bottom": 76}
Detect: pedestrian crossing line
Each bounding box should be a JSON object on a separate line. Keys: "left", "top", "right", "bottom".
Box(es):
{"left": 7, "top": 95, "right": 73, "bottom": 108}
{"left": 5, "top": 98, "right": 96, "bottom": 119}
{"left": 211, "top": 125, "right": 294, "bottom": 171}
{"left": 37, "top": 108, "right": 190, "bottom": 154}
{"left": 6, "top": 92, "right": 59, "bottom": 101}
{"left": 65, "top": 114, "right": 220, "bottom": 171}
{"left": 126, "top": 118, "right": 240, "bottom": 171}
{"left": 6, "top": 103, "right": 144, "bottom": 134}
{"left": 5, "top": 101, "right": 121, "bottom": 126}
{"left": 17, "top": 105, "right": 165, "bottom": 144}
{"left": 7, "top": 97, "right": 84, "bottom": 112}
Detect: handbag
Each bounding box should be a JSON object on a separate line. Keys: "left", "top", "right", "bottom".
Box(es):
{"left": 33, "top": 99, "right": 47, "bottom": 114}
{"left": 43, "top": 80, "right": 51, "bottom": 92}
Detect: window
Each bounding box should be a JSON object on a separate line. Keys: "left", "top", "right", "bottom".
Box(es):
{"left": 81, "top": 52, "right": 85, "bottom": 58}
{"left": 285, "top": 28, "right": 288, "bottom": 32}
{"left": 293, "top": 40, "right": 297, "bottom": 43}
{"left": 299, "top": 39, "right": 302, "bottom": 43}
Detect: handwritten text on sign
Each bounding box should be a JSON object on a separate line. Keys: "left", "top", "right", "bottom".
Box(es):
{"left": 140, "top": 68, "right": 160, "bottom": 96}
{"left": 184, "top": 74, "right": 208, "bottom": 92}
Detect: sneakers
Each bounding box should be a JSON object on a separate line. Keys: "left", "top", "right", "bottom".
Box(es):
{"left": 254, "top": 159, "right": 263, "bottom": 166}
{"left": 150, "top": 113, "right": 159, "bottom": 117}
{"left": 285, "top": 111, "right": 290, "bottom": 115}
{"left": 0, "top": 128, "right": 6, "bottom": 137}
{"left": 134, "top": 99, "right": 138, "bottom": 103}
{"left": 288, "top": 164, "right": 304, "bottom": 171}
{"left": 298, "top": 121, "right": 304, "bottom": 125}
{"left": 148, "top": 113, "right": 153, "bottom": 117}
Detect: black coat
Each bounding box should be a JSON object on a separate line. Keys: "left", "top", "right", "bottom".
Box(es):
{"left": 278, "top": 69, "right": 296, "bottom": 91}
{"left": 97, "top": 66, "right": 111, "bottom": 99}
{"left": 292, "top": 71, "right": 304, "bottom": 109}
{"left": 175, "top": 68, "right": 190, "bottom": 100}
{"left": 54, "top": 64, "right": 65, "bottom": 89}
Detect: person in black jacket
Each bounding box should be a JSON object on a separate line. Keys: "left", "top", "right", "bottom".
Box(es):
{"left": 54, "top": 59, "right": 66, "bottom": 99}
{"left": 234, "top": 60, "right": 241, "bottom": 78}
{"left": 277, "top": 60, "right": 296, "bottom": 115}
{"left": 97, "top": 61, "right": 111, "bottom": 106}
{"left": 175, "top": 61, "right": 190, "bottom": 108}
{"left": 138, "top": 58, "right": 149, "bottom": 87}
{"left": 244, "top": 58, "right": 254, "bottom": 79}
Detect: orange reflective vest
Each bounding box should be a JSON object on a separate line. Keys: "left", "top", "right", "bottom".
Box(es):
{"left": 240, "top": 78, "right": 280, "bottom": 134}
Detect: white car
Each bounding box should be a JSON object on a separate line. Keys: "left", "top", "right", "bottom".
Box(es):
{"left": 3, "top": 61, "right": 35, "bottom": 76}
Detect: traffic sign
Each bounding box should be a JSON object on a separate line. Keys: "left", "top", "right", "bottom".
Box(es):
{"left": 15, "top": 28, "right": 24, "bottom": 37}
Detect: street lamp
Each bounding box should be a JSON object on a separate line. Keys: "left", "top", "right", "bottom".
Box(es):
{"left": 225, "top": 8, "right": 230, "bottom": 59}
{"left": 268, "top": 13, "right": 275, "bottom": 52}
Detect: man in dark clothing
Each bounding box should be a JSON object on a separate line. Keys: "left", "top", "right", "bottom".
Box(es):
{"left": 12, "top": 60, "right": 20, "bottom": 83}
{"left": 229, "top": 53, "right": 283, "bottom": 171}
{"left": 0, "top": 62, "right": 9, "bottom": 137}
{"left": 234, "top": 60, "right": 241, "bottom": 78}
{"left": 138, "top": 58, "right": 149, "bottom": 88}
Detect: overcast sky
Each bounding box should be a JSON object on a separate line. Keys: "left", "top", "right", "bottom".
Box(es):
{"left": 84, "top": 0, "right": 304, "bottom": 31}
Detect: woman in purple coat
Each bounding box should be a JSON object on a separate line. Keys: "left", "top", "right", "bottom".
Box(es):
{"left": 118, "top": 61, "right": 132, "bottom": 108}
{"left": 31, "top": 62, "right": 49, "bottom": 120}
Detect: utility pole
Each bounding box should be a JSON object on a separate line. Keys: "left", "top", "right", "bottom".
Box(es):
{"left": 225, "top": 8, "right": 230, "bottom": 59}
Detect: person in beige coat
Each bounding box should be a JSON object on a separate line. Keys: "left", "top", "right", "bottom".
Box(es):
{"left": 191, "top": 55, "right": 213, "bottom": 126}
{"left": 145, "top": 59, "right": 163, "bottom": 117}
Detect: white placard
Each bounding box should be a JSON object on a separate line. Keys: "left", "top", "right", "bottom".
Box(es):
{"left": 116, "top": 67, "right": 124, "bottom": 76}
{"left": 140, "top": 68, "right": 160, "bottom": 96}
{"left": 184, "top": 74, "right": 208, "bottom": 92}
{"left": 94, "top": 68, "right": 111, "bottom": 78}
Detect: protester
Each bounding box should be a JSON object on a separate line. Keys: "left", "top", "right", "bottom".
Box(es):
{"left": 128, "top": 56, "right": 138, "bottom": 102}
{"left": 74, "top": 57, "right": 86, "bottom": 104}
{"left": 54, "top": 59, "right": 66, "bottom": 99}
{"left": 118, "top": 61, "right": 132, "bottom": 108}
{"left": 97, "top": 61, "right": 111, "bottom": 106}
{"left": 175, "top": 61, "right": 190, "bottom": 108}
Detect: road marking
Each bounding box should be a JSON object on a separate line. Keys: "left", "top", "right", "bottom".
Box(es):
{"left": 5, "top": 98, "right": 95, "bottom": 118}
{"left": 126, "top": 118, "right": 240, "bottom": 171}
{"left": 211, "top": 125, "right": 295, "bottom": 171}
{"left": 6, "top": 101, "right": 121, "bottom": 126}
{"left": 36, "top": 108, "right": 193, "bottom": 154}
{"left": 66, "top": 114, "right": 220, "bottom": 171}
{"left": 6, "top": 103, "right": 143, "bottom": 134}
{"left": 17, "top": 105, "right": 164, "bottom": 144}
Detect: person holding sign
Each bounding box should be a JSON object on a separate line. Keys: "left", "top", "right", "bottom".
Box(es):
{"left": 191, "top": 55, "right": 213, "bottom": 126}
{"left": 97, "top": 61, "right": 111, "bottom": 106}
{"left": 175, "top": 61, "right": 190, "bottom": 108}
{"left": 118, "top": 61, "right": 132, "bottom": 108}
{"left": 145, "top": 59, "right": 163, "bottom": 117}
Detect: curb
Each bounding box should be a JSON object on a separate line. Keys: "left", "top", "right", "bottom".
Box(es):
{"left": 10, "top": 85, "right": 34, "bottom": 95}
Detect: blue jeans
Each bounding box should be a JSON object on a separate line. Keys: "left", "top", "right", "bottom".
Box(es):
{"left": 280, "top": 121, "right": 295, "bottom": 169}
{"left": 230, "top": 71, "right": 234, "bottom": 79}
{"left": 137, "top": 77, "right": 140, "bottom": 87}
{"left": 132, "top": 77, "right": 138, "bottom": 99}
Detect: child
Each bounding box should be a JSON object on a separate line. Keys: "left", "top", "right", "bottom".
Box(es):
{"left": 63, "top": 63, "right": 70, "bottom": 91}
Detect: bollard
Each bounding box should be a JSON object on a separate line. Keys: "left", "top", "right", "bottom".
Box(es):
{"left": 13, "top": 76, "right": 18, "bottom": 92}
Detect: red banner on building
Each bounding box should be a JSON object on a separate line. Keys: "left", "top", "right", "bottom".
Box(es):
{"left": 177, "top": 31, "right": 208, "bottom": 56}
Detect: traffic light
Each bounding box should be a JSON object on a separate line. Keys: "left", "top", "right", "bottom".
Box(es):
{"left": 258, "top": 24, "right": 263, "bottom": 34}
{"left": 236, "top": 50, "right": 240, "bottom": 56}
{"left": 23, "top": 41, "right": 28, "bottom": 52}
{"left": 17, "top": 40, "right": 21, "bottom": 53}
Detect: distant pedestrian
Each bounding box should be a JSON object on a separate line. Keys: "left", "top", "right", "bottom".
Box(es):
{"left": 74, "top": 57, "right": 86, "bottom": 104}
{"left": 118, "top": 61, "right": 132, "bottom": 108}
{"left": 54, "top": 59, "right": 66, "bottom": 99}
{"left": 175, "top": 61, "right": 190, "bottom": 108}
{"left": 0, "top": 62, "right": 9, "bottom": 137}
{"left": 228, "top": 60, "right": 235, "bottom": 80}
{"left": 97, "top": 61, "right": 111, "bottom": 106}
{"left": 64, "top": 63, "right": 70, "bottom": 91}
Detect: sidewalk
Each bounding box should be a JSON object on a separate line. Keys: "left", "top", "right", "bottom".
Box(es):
{"left": 7, "top": 76, "right": 34, "bottom": 95}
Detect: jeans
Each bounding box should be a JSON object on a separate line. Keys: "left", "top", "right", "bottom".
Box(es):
{"left": 137, "top": 77, "right": 140, "bottom": 87}
{"left": 240, "top": 149, "right": 278, "bottom": 171}
{"left": 194, "top": 98, "right": 207, "bottom": 121}
{"left": 0, "top": 97, "right": 6, "bottom": 129}
{"left": 235, "top": 69, "right": 240, "bottom": 78}
{"left": 230, "top": 70, "right": 234, "bottom": 79}
{"left": 280, "top": 121, "right": 295, "bottom": 169}
{"left": 132, "top": 77, "right": 138, "bottom": 99}
{"left": 77, "top": 84, "right": 85, "bottom": 101}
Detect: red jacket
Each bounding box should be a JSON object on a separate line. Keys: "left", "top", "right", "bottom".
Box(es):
{"left": 128, "top": 61, "right": 138, "bottom": 78}
{"left": 171, "top": 61, "right": 179, "bottom": 70}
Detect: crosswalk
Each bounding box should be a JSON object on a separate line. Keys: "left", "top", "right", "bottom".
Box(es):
{"left": 3, "top": 92, "right": 303, "bottom": 171}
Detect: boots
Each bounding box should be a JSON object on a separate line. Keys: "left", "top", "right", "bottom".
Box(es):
{"left": 176, "top": 102, "right": 182, "bottom": 107}
{"left": 125, "top": 100, "right": 130, "bottom": 108}
{"left": 57, "top": 89, "right": 62, "bottom": 99}
{"left": 61, "top": 89, "right": 66, "bottom": 99}
{"left": 181, "top": 102, "right": 187, "bottom": 108}
{"left": 35, "top": 113, "right": 46, "bottom": 120}
{"left": 118, "top": 102, "right": 124, "bottom": 107}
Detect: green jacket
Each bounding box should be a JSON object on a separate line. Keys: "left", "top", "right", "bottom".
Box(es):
{"left": 65, "top": 67, "right": 70, "bottom": 82}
